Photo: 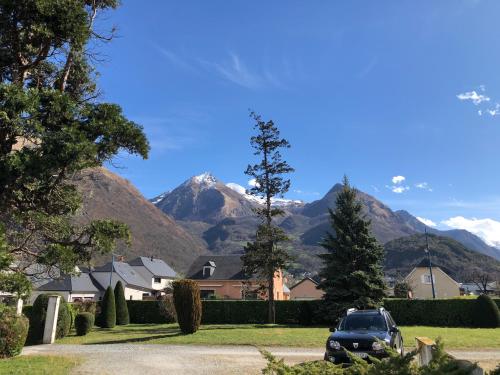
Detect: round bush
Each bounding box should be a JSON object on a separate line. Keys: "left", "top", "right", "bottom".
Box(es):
{"left": 474, "top": 294, "right": 500, "bottom": 328}
{"left": 0, "top": 305, "right": 29, "bottom": 358}
{"left": 114, "top": 281, "right": 129, "bottom": 325}
{"left": 173, "top": 279, "right": 202, "bottom": 334}
{"left": 27, "top": 294, "right": 71, "bottom": 344}
{"left": 75, "top": 312, "right": 94, "bottom": 336}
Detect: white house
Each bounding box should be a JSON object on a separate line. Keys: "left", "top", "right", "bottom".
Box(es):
{"left": 29, "top": 271, "right": 102, "bottom": 303}
{"left": 91, "top": 261, "right": 154, "bottom": 300}
{"left": 128, "top": 257, "right": 177, "bottom": 297}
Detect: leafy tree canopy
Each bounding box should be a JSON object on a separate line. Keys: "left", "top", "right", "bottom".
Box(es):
{"left": 0, "top": 0, "right": 149, "bottom": 296}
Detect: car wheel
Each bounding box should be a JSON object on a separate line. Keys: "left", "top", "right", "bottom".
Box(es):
{"left": 400, "top": 340, "right": 404, "bottom": 357}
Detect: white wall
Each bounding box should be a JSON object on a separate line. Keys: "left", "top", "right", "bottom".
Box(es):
{"left": 124, "top": 287, "right": 148, "bottom": 301}
{"left": 130, "top": 266, "right": 174, "bottom": 291}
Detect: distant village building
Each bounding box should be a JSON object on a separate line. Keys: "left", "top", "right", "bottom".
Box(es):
{"left": 129, "top": 256, "right": 177, "bottom": 296}
{"left": 30, "top": 257, "right": 177, "bottom": 302}
{"left": 187, "top": 255, "right": 289, "bottom": 300}
{"left": 289, "top": 277, "right": 324, "bottom": 300}
{"left": 30, "top": 271, "right": 102, "bottom": 303}
{"left": 404, "top": 260, "right": 460, "bottom": 299}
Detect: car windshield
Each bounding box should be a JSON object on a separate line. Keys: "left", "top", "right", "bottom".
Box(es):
{"left": 340, "top": 314, "right": 387, "bottom": 331}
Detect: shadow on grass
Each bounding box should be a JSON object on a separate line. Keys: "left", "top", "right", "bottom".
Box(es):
{"left": 84, "top": 331, "right": 186, "bottom": 345}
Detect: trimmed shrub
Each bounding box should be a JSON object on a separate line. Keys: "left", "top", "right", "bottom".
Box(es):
{"left": 474, "top": 294, "right": 500, "bottom": 328}
{"left": 173, "top": 279, "right": 202, "bottom": 334}
{"left": 67, "top": 303, "right": 77, "bottom": 330}
{"left": 127, "top": 299, "right": 175, "bottom": 324}
{"left": 71, "top": 300, "right": 97, "bottom": 316}
{"left": 0, "top": 304, "right": 29, "bottom": 358}
{"left": 393, "top": 281, "right": 412, "bottom": 299}
{"left": 99, "top": 286, "right": 116, "bottom": 328}
{"left": 27, "top": 294, "right": 71, "bottom": 344}
{"left": 114, "top": 281, "right": 129, "bottom": 325}
{"left": 75, "top": 312, "right": 94, "bottom": 336}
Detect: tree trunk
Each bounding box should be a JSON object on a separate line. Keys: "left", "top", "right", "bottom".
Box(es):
{"left": 268, "top": 272, "right": 275, "bottom": 324}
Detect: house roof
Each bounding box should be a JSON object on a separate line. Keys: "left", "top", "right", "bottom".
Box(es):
{"left": 290, "top": 277, "right": 319, "bottom": 290}
{"left": 37, "top": 272, "right": 102, "bottom": 293}
{"left": 405, "top": 259, "right": 459, "bottom": 286}
{"left": 283, "top": 284, "right": 290, "bottom": 293}
{"left": 128, "top": 257, "right": 177, "bottom": 278}
{"left": 93, "top": 261, "right": 151, "bottom": 289}
{"left": 187, "top": 255, "right": 251, "bottom": 280}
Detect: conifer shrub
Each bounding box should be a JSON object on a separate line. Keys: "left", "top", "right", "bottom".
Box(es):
{"left": 114, "top": 281, "right": 129, "bottom": 325}
{"left": 99, "top": 286, "right": 116, "bottom": 328}
{"left": 173, "top": 279, "right": 202, "bottom": 334}
{"left": 75, "top": 312, "right": 94, "bottom": 336}
{"left": 27, "top": 294, "right": 71, "bottom": 344}
{"left": 474, "top": 294, "right": 500, "bottom": 328}
{"left": 0, "top": 304, "right": 29, "bottom": 358}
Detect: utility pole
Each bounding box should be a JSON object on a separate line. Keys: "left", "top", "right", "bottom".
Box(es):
{"left": 424, "top": 228, "right": 436, "bottom": 299}
{"left": 109, "top": 253, "right": 115, "bottom": 287}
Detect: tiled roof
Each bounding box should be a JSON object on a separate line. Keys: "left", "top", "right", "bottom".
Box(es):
{"left": 187, "top": 255, "right": 251, "bottom": 280}
{"left": 128, "top": 257, "right": 177, "bottom": 278}
{"left": 93, "top": 261, "right": 151, "bottom": 289}
{"left": 37, "top": 272, "right": 101, "bottom": 292}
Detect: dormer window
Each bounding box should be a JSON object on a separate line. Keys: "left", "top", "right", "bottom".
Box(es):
{"left": 202, "top": 261, "right": 216, "bottom": 278}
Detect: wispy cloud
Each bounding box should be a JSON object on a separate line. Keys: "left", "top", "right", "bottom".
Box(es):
{"left": 293, "top": 189, "right": 320, "bottom": 197}
{"left": 155, "top": 47, "right": 195, "bottom": 72}
{"left": 358, "top": 56, "right": 378, "bottom": 79}
{"left": 154, "top": 44, "right": 286, "bottom": 90}
{"left": 417, "top": 216, "right": 437, "bottom": 227}
{"left": 415, "top": 182, "right": 433, "bottom": 192}
{"left": 200, "top": 53, "right": 284, "bottom": 89}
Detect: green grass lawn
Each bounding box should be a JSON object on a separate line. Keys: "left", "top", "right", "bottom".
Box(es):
{"left": 0, "top": 355, "right": 80, "bottom": 375}
{"left": 57, "top": 323, "right": 500, "bottom": 350}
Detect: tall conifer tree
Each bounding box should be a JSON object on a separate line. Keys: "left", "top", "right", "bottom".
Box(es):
{"left": 317, "top": 176, "right": 386, "bottom": 320}
{"left": 243, "top": 112, "right": 294, "bottom": 324}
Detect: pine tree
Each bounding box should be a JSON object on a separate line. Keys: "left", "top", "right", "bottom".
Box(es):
{"left": 243, "top": 112, "right": 294, "bottom": 324}
{"left": 317, "top": 176, "right": 386, "bottom": 321}
{"left": 100, "top": 286, "right": 116, "bottom": 328}
{"left": 114, "top": 281, "right": 129, "bottom": 325}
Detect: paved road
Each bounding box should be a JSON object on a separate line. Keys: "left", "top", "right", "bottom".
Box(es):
{"left": 22, "top": 344, "right": 500, "bottom": 374}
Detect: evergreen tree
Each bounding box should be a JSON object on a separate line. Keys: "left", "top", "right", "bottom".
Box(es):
{"left": 114, "top": 281, "right": 129, "bottom": 325}
{"left": 317, "top": 176, "right": 386, "bottom": 320}
{"left": 100, "top": 286, "right": 116, "bottom": 328}
{"left": 243, "top": 112, "right": 294, "bottom": 324}
{"left": 0, "top": 1, "right": 149, "bottom": 293}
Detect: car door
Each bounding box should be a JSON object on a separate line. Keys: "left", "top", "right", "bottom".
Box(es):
{"left": 387, "top": 313, "right": 402, "bottom": 351}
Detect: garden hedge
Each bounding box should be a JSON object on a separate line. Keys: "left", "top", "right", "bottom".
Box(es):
{"left": 75, "top": 312, "right": 94, "bottom": 336}
{"left": 126, "top": 300, "right": 175, "bottom": 324}
{"left": 27, "top": 294, "right": 71, "bottom": 344}
{"left": 473, "top": 295, "right": 500, "bottom": 328}
{"left": 0, "top": 304, "right": 29, "bottom": 358}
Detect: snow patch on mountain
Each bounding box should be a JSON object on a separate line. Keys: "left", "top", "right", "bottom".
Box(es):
{"left": 226, "top": 182, "right": 303, "bottom": 207}
{"left": 151, "top": 192, "right": 169, "bottom": 205}
{"left": 185, "top": 172, "right": 217, "bottom": 189}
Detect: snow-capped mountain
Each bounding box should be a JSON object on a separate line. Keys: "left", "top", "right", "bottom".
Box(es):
{"left": 225, "top": 181, "right": 304, "bottom": 208}
{"left": 151, "top": 173, "right": 256, "bottom": 223}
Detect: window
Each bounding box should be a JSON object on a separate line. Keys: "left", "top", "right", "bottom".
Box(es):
{"left": 200, "top": 290, "right": 215, "bottom": 299}
{"left": 421, "top": 274, "right": 433, "bottom": 284}
{"left": 340, "top": 314, "right": 387, "bottom": 331}
{"left": 154, "top": 277, "right": 161, "bottom": 284}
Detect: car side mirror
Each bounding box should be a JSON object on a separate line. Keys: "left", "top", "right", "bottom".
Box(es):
{"left": 329, "top": 327, "right": 336, "bottom": 332}
{"left": 390, "top": 325, "right": 399, "bottom": 333}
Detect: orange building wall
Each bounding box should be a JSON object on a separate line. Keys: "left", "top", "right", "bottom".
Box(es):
{"left": 194, "top": 270, "right": 288, "bottom": 300}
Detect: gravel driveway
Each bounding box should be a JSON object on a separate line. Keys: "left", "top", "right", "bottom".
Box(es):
{"left": 22, "top": 344, "right": 323, "bottom": 375}
{"left": 22, "top": 344, "right": 500, "bottom": 374}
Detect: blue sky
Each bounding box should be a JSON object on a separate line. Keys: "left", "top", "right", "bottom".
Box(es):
{"left": 97, "top": 1, "right": 500, "bottom": 245}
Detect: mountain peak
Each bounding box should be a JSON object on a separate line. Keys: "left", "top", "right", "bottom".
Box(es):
{"left": 186, "top": 172, "right": 218, "bottom": 188}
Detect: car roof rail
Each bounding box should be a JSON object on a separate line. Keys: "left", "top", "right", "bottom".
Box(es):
{"left": 378, "top": 307, "right": 385, "bottom": 315}
{"left": 346, "top": 308, "right": 357, "bottom": 315}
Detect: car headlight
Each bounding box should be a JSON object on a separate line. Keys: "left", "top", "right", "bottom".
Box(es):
{"left": 372, "top": 341, "right": 384, "bottom": 351}
{"left": 329, "top": 340, "right": 341, "bottom": 350}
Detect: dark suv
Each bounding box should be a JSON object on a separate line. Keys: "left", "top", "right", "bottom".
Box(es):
{"left": 324, "top": 308, "right": 403, "bottom": 364}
